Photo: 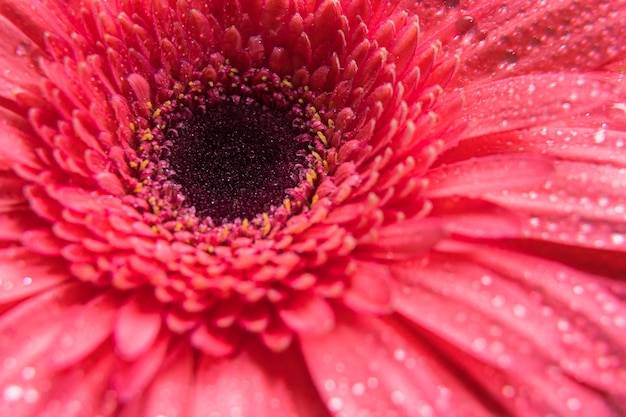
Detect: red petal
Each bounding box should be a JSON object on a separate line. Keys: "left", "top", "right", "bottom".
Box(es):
{"left": 114, "top": 290, "right": 163, "bottom": 361}
{"left": 191, "top": 345, "right": 331, "bottom": 417}
{"left": 141, "top": 342, "right": 194, "bottom": 417}
{"left": 113, "top": 331, "right": 172, "bottom": 403}
{"left": 459, "top": 74, "right": 617, "bottom": 138}
{"left": 425, "top": 154, "right": 553, "bottom": 198}
{"left": 342, "top": 260, "right": 393, "bottom": 314}
{"left": 278, "top": 293, "right": 335, "bottom": 334}
{"left": 0, "top": 249, "right": 69, "bottom": 304}
{"left": 300, "top": 311, "right": 495, "bottom": 417}
{"left": 51, "top": 290, "right": 125, "bottom": 369}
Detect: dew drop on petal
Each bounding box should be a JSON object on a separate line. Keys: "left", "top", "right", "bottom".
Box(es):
{"left": 502, "top": 385, "right": 516, "bottom": 398}
{"left": 391, "top": 390, "right": 406, "bottom": 405}
{"left": 566, "top": 397, "right": 582, "bottom": 411}
{"left": 351, "top": 382, "right": 365, "bottom": 396}
{"left": 3, "top": 385, "right": 23, "bottom": 402}
{"left": 327, "top": 397, "right": 344, "bottom": 412}
{"left": 455, "top": 15, "right": 476, "bottom": 34}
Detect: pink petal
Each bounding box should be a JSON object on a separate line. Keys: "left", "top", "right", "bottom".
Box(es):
{"left": 113, "top": 331, "right": 172, "bottom": 403}
{"left": 394, "top": 250, "right": 626, "bottom": 396}
{"left": 454, "top": 1, "right": 626, "bottom": 83}
{"left": 277, "top": 292, "right": 335, "bottom": 334}
{"left": 141, "top": 342, "right": 194, "bottom": 417}
{"left": 114, "top": 290, "right": 163, "bottom": 361}
{"left": 0, "top": 283, "right": 94, "bottom": 387}
{"left": 51, "top": 290, "right": 125, "bottom": 369}
{"left": 393, "top": 265, "right": 624, "bottom": 415}
{"left": 0, "top": 210, "right": 47, "bottom": 240}
{"left": 440, "top": 125, "right": 626, "bottom": 168}
{"left": 425, "top": 154, "right": 553, "bottom": 198}
{"left": 0, "top": 248, "right": 69, "bottom": 304}
{"left": 430, "top": 197, "right": 523, "bottom": 238}
{"left": 485, "top": 161, "right": 626, "bottom": 250}
{"left": 342, "top": 260, "right": 393, "bottom": 314}
{"left": 459, "top": 74, "right": 617, "bottom": 138}
{"left": 0, "top": 346, "right": 117, "bottom": 417}
{"left": 299, "top": 311, "right": 495, "bottom": 417}
{"left": 191, "top": 344, "right": 331, "bottom": 417}
{"left": 190, "top": 323, "right": 242, "bottom": 357}
{"left": 356, "top": 218, "right": 446, "bottom": 261}
{"left": 0, "top": 14, "right": 43, "bottom": 100}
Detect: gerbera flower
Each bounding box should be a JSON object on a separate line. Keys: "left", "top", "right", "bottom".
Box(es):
{"left": 0, "top": 0, "right": 625, "bottom": 415}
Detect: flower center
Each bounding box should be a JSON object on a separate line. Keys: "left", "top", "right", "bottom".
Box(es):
{"left": 126, "top": 63, "right": 331, "bottom": 242}
{"left": 167, "top": 100, "right": 308, "bottom": 223}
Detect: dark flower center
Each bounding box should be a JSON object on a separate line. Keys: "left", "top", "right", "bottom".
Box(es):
{"left": 126, "top": 64, "right": 331, "bottom": 241}
{"left": 167, "top": 100, "right": 308, "bottom": 223}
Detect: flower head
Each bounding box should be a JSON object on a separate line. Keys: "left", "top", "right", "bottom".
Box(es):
{"left": 0, "top": 0, "right": 625, "bottom": 416}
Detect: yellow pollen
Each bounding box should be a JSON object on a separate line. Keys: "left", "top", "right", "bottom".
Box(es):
{"left": 129, "top": 122, "right": 136, "bottom": 132}
{"left": 327, "top": 119, "right": 335, "bottom": 127}
{"left": 316, "top": 131, "right": 328, "bottom": 146}
{"left": 178, "top": 93, "right": 184, "bottom": 99}
{"left": 298, "top": 98, "right": 304, "bottom": 104}
{"left": 262, "top": 213, "right": 271, "bottom": 236}
{"left": 174, "top": 222, "right": 184, "bottom": 232}
{"left": 304, "top": 86, "right": 310, "bottom": 91}
{"left": 311, "top": 194, "right": 319, "bottom": 204}
{"left": 241, "top": 218, "right": 249, "bottom": 231}
{"left": 311, "top": 151, "right": 322, "bottom": 162}
{"left": 208, "top": 81, "right": 214, "bottom": 87}
{"left": 134, "top": 183, "right": 143, "bottom": 193}
{"left": 152, "top": 108, "right": 162, "bottom": 118}
{"left": 141, "top": 132, "right": 154, "bottom": 141}
{"left": 139, "top": 160, "right": 149, "bottom": 170}
{"left": 305, "top": 172, "right": 315, "bottom": 186}
{"left": 281, "top": 79, "right": 293, "bottom": 88}
{"left": 284, "top": 198, "right": 291, "bottom": 212}
{"left": 147, "top": 102, "right": 153, "bottom": 109}
{"left": 261, "top": 75, "right": 268, "bottom": 82}
{"left": 129, "top": 161, "right": 138, "bottom": 168}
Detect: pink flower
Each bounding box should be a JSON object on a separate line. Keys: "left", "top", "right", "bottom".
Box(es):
{"left": 0, "top": 0, "right": 625, "bottom": 415}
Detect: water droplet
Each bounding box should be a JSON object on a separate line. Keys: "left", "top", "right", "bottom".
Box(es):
{"left": 23, "top": 388, "right": 39, "bottom": 404}
{"left": 323, "top": 379, "right": 336, "bottom": 392}
{"left": 594, "top": 129, "right": 607, "bottom": 143}
{"left": 393, "top": 349, "right": 406, "bottom": 361}
{"left": 21, "top": 367, "right": 36, "bottom": 380}
{"left": 22, "top": 277, "right": 32, "bottom": 286}
{"left": 502, "top": 385, "right": 515, "bottom": 398}
{"left": 14, "top": 40, "right": 32, "bottom": 57}
{"left": 513, "top": 304, "right": 527, "bottom": 317}
{"left": 327, "top": 397, "right": 344, "bottom": 412}
{"left": 3, "top": 385, "right": 23, "bottom": 402}
{"left": 455, "top": 15, "right": 476, "bottom": 34}
{"left": 503, "top": 48, "right": 518, "bottom": 64}
{"left": 351, "top": 382, "right": 365, "bottom": 396}
{"left": 391, "top": 390, "right": 406, "bottom": 405}
{"left": 472, "top": 337, "right": 487, "bottom": 351}
{"left": 610, "top": 233, "right": 625, "bottom": 245}
{"left": 566, "top": 397, "right": 582, "bottom": 411}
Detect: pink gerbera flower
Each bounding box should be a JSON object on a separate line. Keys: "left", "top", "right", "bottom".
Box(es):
{"left": 1, "top": 0, "right": 625, "bottom": 415}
